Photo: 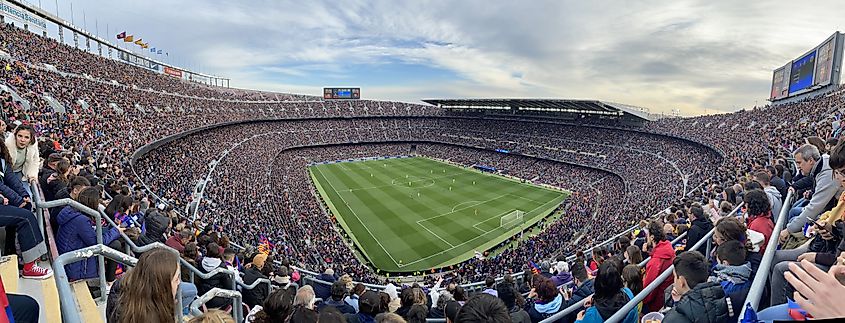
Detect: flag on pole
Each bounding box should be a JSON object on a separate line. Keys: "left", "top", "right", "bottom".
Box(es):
{"left": 116, "top": 31, "right": 126, "bottom": 39}
{"left": 123, "top": 35, "right": 134, "bottom": 42}
{"left": 134, "top": 39, "right": 144, "bottom": 46}
{"left": 157, "top": 50, "right": 162, "bottom": 55}
{"left": 150, "top": 47, "right": 155, "bottom": 53}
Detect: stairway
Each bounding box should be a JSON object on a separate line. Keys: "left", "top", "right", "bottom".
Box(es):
{"left": 0, "top": 255, "right": 61, "bottom": 323}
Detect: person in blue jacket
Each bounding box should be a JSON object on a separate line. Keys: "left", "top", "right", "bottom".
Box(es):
{"left": 0, "top": 140, "right": 30, "bottom": 207}
{"left": 56, "top": 186, "right": 125, "bottom": 282}
{"left": 576, "top": 260, "right": 638, "bottom": 323}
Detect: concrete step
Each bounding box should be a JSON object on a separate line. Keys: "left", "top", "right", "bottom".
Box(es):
{"left": 0, "top": 255, "right": 61, "bottom": 323}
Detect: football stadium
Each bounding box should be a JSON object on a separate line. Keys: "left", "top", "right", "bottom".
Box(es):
{"left": 0, "top": 1, "right": 841, "bottom": 322}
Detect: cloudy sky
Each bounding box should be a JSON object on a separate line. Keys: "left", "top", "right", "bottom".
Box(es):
{"left": 31, "top": 0, "right": 845, "bottom": 115}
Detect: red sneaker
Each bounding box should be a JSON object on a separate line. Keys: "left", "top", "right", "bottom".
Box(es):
{"left": 22, "top": 263, "right": 53, "bottom": 279}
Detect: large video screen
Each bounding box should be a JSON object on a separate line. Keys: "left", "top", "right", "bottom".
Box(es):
{"left": 788, "top": 50, "right": 816, "bottom": 94}
{"left": 323, "top": 87, "right": 361, "bottom": 100}
{"left": 770, "top": 66, "right": 789, "bottom": 100}
{"left": 814, "top": 37, "right": 835, "bottom": 86}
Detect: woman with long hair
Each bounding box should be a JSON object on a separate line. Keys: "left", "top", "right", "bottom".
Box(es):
{"left": 575, "top": 261, "right": 638, "bottom": 323}
{"left": 107, "top": 248, "right": 181, "bottom": 323}
{"left": 247, "top": 288, "right": 294, "bottom": 323}
{"left": 56, "top": 187, "right": 125, "bottom": 282}
{"left": 44, "top": 159, "right": 71, "bottom": 203}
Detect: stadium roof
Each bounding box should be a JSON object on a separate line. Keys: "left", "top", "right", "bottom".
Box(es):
{"left": 422, "top": 98, "right": 653, "bottom": 121}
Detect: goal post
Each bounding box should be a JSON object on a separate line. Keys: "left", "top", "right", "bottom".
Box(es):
{"left": 500, "top": 210, "right": 525, "bottom": 228}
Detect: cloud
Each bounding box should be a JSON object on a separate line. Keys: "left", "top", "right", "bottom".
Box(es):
{"left": 63, "top": 0, "right": 845, "bottom": 115}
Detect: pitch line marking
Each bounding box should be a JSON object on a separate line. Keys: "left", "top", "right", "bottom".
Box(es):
{"left": 400, "top": 195, "right": 564, "bottom": 268}
{"left": 451, "top": 200, "right": 481, "bottom": 212}
{"left": 313, "top": 166, "right": 402, "bottom": 267}
{"left": 417, "top": 222, "right": 456, "bottom": 248}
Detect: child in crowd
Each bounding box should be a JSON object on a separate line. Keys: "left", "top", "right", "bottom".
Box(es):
{"left": 709, "top": 240, "right": 751, "bottom": 315}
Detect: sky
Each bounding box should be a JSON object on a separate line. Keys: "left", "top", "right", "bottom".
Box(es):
{"left": 25, "top": 0, "right": 845, "bottom": 116}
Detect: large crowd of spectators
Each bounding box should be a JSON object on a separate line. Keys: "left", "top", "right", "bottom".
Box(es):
{"left": 0, "top": 20, "right": 843, "bottom": 322}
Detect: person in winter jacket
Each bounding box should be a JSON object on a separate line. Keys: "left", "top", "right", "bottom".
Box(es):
{"left": 5, "top": 125, "right": 39, "bottom": 187}
{"left": 559, "top": 258, "right": 595, "bottom": 323}
{"left": 575, "top": 261, "right": 637, "bottom": 323}
{"left": 781, "top": 144, "right": 841, "bottom": 244}
{"left": 744, "top": 190, "right": 774, "bottom": 256}
{"left": 49, "top": 175, "right": 89, "bottom": 234}
{"left": 137, "top": 211, "right": 170, "bottom": 246}
{"left": 497, "top": 281, "right": 531, "bottom": 323}
{"left": 663, "top": 251, "right": 730, "bottom": 323}
{"left": 550, "top": 261, "right": 573, "bottom": 287}
{"left": 709, "top": 241, "right": 751, "bottom": 316}
{"left": 686, "top": 204, "right": 713, "bottom": 255}
{"left": 643, "top": 220, "right": 675, "bottom": 313}
{"left": 56, "top": 187, "right": 125, "bottom": 282}
{"left": 768, "top": 150, "right": 845, "bottom": 306}
{"left": 525, "top": 275, "right": 564, "bottom": 322}
{"left": 0, "top": 140, "right": 30, "bottom": 207}
{"left": 345, "top": 291, "right": 380, "bottom": 323}
{"left": 318, "top": 281, "right": 356, "bottom": 314}
{"left": 312, "top": 267, "right": 337, "bottom": 301}
{"left": 242, "top": 253, "right": 270, "bottom": 308}
{"left": 755, "top": 171, "right": 783, "bottom": 219}
{"left": 196, "top": 242, "right": 234, "bottom": 309}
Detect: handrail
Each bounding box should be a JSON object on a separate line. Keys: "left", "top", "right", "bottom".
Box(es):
{"left": 604, "top": 202, "right": 747, "bottom": 323}
{"left": 29, "top": 182, "right": 59, "bottom": 259}
{"left": 537, "top": 219, "right": 696, "bottom": 323}
{"left": 605, "top": 218, "right": 720, "bottom": 323}
{"left": 739, "top": 190, "right": 795, "bottom": 319}
{"left": 190, "top": 287, "right": 244, "bottom": 323}
{"left": 538, "top": 203, "right": 742, "bottom": 323}
{"left": 30, "top": 193, "right": 238, "bottom": 300}
{"left": 53, "top": 244, "right": 138, "bottom": 323}
{"left": 239, "top": 277, "right": 273, "bottom": 291}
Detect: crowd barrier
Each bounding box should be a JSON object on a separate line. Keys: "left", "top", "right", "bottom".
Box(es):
{"left": 536, "top": 212, "right": 704, "bottom": 323}
{"left": 739, "top": 190, "right": 795, "bottom": 319}
{"left": 30, "top": 184, "right": 252, "bottom": 322}
{"left": 603, "top": 201, "right": 751, "bottom": 322}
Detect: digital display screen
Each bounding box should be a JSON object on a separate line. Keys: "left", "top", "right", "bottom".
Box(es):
{"left": 323, "top": 87, "right": 361, "bottom": 100}
{"left": 814, "top": 38, "right": 835, "bottom": 86}
{"left": 788, "top": 51, "right": 816, "bottom": 94}
{"left": 770, "top": 66, "right": 788, "bottom": 100}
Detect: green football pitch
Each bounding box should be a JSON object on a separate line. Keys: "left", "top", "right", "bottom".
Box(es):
{"left": 309, "top": 157, "right": 569, "bottom": 273}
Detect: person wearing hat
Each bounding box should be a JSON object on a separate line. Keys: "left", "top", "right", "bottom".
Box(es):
{"left": 346, "top": 290, "right": 381, "bottom": 323}
{"left": 242, "top": 253, "right": 270, "bottom": 308}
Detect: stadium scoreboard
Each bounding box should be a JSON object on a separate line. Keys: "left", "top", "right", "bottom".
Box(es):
{"left": 770, "top": 32, "right": 843, "bottom": 101}
{"left": 324, "top": 87, "right": 361, "bottom": 100}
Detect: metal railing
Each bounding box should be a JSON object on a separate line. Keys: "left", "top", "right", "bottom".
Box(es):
{"left": 190, "top": 288, "right": 244, "bottom": 323}
{"left": 536, "top": 217, "right": 699, "bottom": 323}
{"left": 603, "top": 202, "right": 748, "bottom": 322}
{"left": 31, "top": 188, "right": 241, "bottom": 321}
{"left": 739, "top": 191, "right": 795, "bottom": 319}
{"left": 50, "top": 244, "right": 233, "bottom": 323}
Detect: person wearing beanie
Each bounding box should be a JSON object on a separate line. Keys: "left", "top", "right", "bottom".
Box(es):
{"left": 242, "top": 253, "right": 270, "bottom": 308}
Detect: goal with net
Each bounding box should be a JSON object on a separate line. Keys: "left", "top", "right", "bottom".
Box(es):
{"left": 500, "top": 210, "right": 525, "bottom": 228}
